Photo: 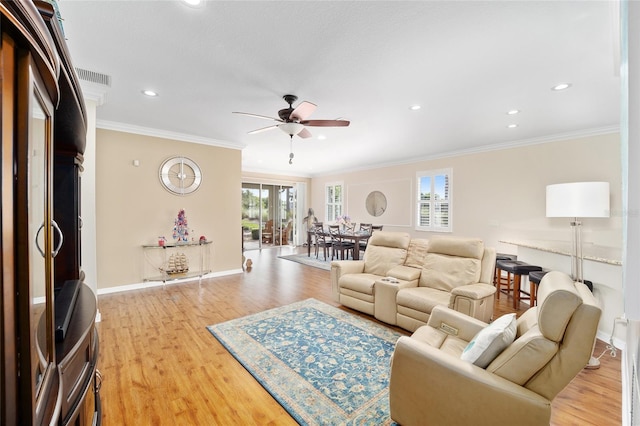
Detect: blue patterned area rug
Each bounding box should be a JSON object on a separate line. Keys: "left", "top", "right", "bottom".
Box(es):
{"left": 278, "top": 253, "right": 332, "bottom": 271}
{"left": 207, "top": 299, "right": 402, "bottom": 425}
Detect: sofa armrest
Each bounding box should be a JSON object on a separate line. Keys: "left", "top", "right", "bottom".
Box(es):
{"left": 450, "top": 283, "right": 497, "bottom": 300}
{"left": 330, "top": 260, "right": 365, "bottom": 302}
{"left": 389, "top": 336, "right": 551, "bottom": 426}
{"left": 449, "top": 283, "right": 496, "bottom": 323}
{"left": 387, "top": 265, "right": 421, "bottom": 282}
{"left": 425, "top": 306, "right": 487, "bottom": 342}
{"left": 375, "top": 279, "right": 418, "bottom": 325}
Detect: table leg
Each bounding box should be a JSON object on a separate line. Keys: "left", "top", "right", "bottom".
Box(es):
{"left": 352, "top": 236, "right": 360, "bottom": 260}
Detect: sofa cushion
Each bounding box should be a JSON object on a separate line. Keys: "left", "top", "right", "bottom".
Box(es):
{"left": 420, "top": 253, "right": 481, "bottom": 291}
{"left": 460, "top": 313, "right": 517, "bottom": 368}
{"left": 404, "top": 239, "right": 429, "bottom": 268}
{"left": 427, "top": 237, "right": 484, "bottom": 259}
{"left": 397, "top": 287, "right": 451, "bottom": 314}
{"left": 487, "top": 327, "right": 559, "bottom": 385}
{"left": 362, "top": 231, "right": 410, "bottom": 276}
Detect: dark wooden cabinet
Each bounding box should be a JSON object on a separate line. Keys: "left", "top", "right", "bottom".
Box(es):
{"left": 0, "top": 2, "right": 99, "bottom": 425}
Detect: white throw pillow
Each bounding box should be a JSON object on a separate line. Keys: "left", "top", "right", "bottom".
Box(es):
{"left": 460, "top": 313, "right": 517, "bottom": 368}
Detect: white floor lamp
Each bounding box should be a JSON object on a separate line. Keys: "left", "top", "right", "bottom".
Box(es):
{"left": 546, "top": 181, "right": 610, "bottom": 369}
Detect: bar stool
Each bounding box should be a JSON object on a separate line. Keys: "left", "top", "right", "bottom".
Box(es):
{"left": 494, "top": 253, "right": 517, "bottom": 287}
{"left": 528, "top": 270, "right": 550, "bottom": 307}
{"left": 495, "top": 260, "right": 542, "bottom": 309}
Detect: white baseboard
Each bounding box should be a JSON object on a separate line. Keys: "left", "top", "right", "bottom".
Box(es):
{"left": 596, "top": 329, "right": 626, "bottom": 352}
{"left": 96, "top": 269, "right": 244, "bottom": 297}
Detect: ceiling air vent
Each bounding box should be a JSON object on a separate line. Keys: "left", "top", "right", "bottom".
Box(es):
{"left": 75, "top": 68, "right": 111, "bottom": 87}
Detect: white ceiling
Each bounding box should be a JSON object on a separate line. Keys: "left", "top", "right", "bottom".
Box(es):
{"left": 56, "top": 0, "right": 620, "bottom": 177}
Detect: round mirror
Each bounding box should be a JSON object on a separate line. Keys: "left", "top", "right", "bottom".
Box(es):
{"left": 366, "top": 191, "right": 387, "bottom": 217}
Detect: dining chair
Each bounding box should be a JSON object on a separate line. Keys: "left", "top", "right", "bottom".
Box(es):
{"left": 328, "top": 225, "right": 355, "bottom": 260}
{"left": 312, "top": 223, "right": 331, "bottom": 259}
{"left": 358, "top": 223, "right": 373, "bottom": 253}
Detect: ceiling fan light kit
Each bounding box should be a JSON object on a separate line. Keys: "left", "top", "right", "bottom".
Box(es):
{"left": 233, "top": 94, "right": 350, "bottom": 163}
{"left": 279, "top": 122, "right": 305, "bottom": 136}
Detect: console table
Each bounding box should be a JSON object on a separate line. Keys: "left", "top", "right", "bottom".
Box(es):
{"left": 142, "top": 241, "right": 212, "bottom": 283}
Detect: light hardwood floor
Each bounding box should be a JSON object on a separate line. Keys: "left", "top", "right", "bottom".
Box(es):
{"left": 95, "top": 246, "right": 622, "bottom": 425}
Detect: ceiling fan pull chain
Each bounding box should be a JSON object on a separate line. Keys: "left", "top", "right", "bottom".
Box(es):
{"left": 289, "top": 136, "right": 294, "bottom": 165}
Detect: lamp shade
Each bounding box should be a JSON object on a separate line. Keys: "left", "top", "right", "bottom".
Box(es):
{"left": 278, "top": 122, "right": 305, "bottom": 136}
{"left": 546, "top": 182, "right": 610, "bottom": 218}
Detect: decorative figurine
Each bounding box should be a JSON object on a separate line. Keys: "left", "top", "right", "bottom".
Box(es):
{"left": 172, "top": 209, "right": 189, "bottom": 242}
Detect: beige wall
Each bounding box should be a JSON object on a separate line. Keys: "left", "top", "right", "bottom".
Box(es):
{"left": 311, "top": 133, "right": 622, "bottom": 252}
{"left": 95, "top": 129, "right": 242, "bottom": 289}
{"left": 311, "top": 132, "right": 623, "bottom": 339}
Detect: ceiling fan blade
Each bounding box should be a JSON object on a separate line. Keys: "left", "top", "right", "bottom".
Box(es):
{"left": 297, "top": 128, "right": 312, "bottom": 139}
{"left": 300, "top": 119, "right": 350, "bottom": 127}
{"left": 248, "top": 125, "right": 279, "bottom": 135}
{"left": 290, "top": 101, "right": 317, "bottom": 121}
{"left": 233, "top": 111, "right": 282, "bottom": 122}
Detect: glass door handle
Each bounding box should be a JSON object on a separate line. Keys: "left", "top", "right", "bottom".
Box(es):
{"left": 35, "top": 223, "right": 45, "bottom": 257}
{"left": 35, "top": 220, "right": 64, "bottom": 258}
{"left": 52, "top": 220, "right": 63, "bottom": 257}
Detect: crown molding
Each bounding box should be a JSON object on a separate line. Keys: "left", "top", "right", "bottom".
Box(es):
{"left": 79, "top": 81, "right": 109, "bottom": 105}
{"left": 313, "top": 125, "right": 620, "bottom": 178}
{"left": 96, "top": 120, "right": 245, "bottom": 150}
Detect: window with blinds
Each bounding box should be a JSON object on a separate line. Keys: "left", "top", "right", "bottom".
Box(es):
{"left": 325, "top": 182, "right": 344, "bottom": 222}
{"left": 416, "top": 169, "right": 452, "bottom": 232}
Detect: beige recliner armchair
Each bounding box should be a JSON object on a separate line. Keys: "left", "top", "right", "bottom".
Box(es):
{"left": 388, "top": 271, "right": 601, "bottom": 426}
{"left": 331, "top": 231, "right": 412, "bottom": 315}
{"left": 394, "top": 236, "right": 496, "bottom": 330}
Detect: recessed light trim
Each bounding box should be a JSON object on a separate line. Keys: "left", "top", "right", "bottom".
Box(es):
{"left": 409, "top": 105, "right": 421, "bottom": 111}
{"left": 551, "top": 83, "right": 572, "bottom": 91}
{"left": 507, "top": 124, "right": 518, "bottom": 129}
{"left": 506, "top": 109, "right": 520, "bottom": 115}
{"left": 142, "top": 90, "right": 158, "bottom": 97}
{"left": 181, "top": 0, "right": 205, "bottom": 8}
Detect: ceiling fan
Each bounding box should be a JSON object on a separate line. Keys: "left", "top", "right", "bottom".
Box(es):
{"left": 233, "top": 94, "right": 350, "bottom": 139}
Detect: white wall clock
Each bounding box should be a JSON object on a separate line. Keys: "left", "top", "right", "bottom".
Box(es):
{"left": 159, "top": 156, "right": 202, "bottom": 195}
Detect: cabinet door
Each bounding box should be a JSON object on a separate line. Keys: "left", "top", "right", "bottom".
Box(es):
{"left": 16, "top": 53, "right": 58, "bottom": 425}
{"left": 29, "top": 70, "right": 55, "bottom": 411}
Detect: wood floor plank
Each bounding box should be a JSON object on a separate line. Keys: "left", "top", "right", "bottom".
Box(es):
{"left": 95, "top": 246, "right": 622, "bottom": 425}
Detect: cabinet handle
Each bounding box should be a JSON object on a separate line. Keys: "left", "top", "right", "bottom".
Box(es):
{"left": 52, "top": 220, "right": 63, "bottom": 258}
{"left": 35, "top": 221, "right": 64, "bottom": 258}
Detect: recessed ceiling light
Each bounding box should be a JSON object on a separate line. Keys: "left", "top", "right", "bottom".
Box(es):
{"left": 409, "top": 105, "right": 421, "bottom": 111}
{"left": 507, "top": 124, "right": 518, "bottom": 129}
{"left": 181, "top": 0, "right": 205, "bottom": 8}
{"left": 506, "top": 109, "right": 520, "bottom": 115}
{"left": 551, "top": 83, "right": 572, "bottom": 91}
{"left": 317, "top": 135, "right": 327, "bottom": 140}
{"left": 142, "top": 90, "right": 158, "bottom": 97}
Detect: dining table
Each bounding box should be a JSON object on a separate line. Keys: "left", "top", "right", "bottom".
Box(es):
{"left": 306, "top": 227, "right": 372, "bottom": 261}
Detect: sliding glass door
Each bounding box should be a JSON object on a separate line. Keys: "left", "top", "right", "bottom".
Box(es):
{"left": 242, "top": 182, "right": 296, "bottom": 250}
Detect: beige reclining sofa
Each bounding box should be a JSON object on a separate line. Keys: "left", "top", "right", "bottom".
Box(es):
{"left": 330, "top": 231, "right": 497, "bottom": 331}
{"left": 389, "top": 271, "right": 601, "bottom": 425}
